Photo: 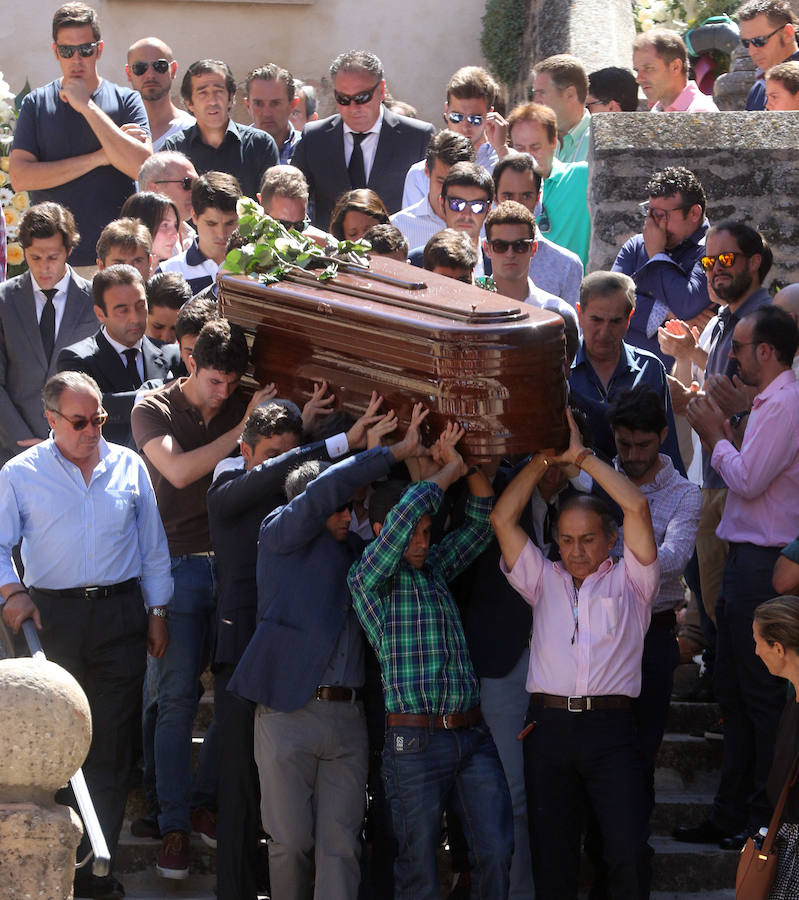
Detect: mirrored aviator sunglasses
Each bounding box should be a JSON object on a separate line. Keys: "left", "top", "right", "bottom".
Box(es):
{"left": 56, "top": 41, "right": 100, "bottom": 58}
{"left": 447, "top": 111, "right": 484, "bottom": 126}
{"left": 130, "top": 59, "right": 170, "bottom": 76}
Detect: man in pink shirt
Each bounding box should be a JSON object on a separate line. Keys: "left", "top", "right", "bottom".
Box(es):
{"left": 679, "top": 305, "right": 799, "bottom": 848}
{"left": 491, "top": 409, "right": 659, "bottom": 899}
{"left": 633, "top": 29, "right": 719, "bottom": 112}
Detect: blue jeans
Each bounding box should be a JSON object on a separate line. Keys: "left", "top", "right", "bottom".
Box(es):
{"left": 382, "top": 720, "right": 513, "bottom": 900}
{"left": 155, "top": 554, "right": 218, "bottom": 835}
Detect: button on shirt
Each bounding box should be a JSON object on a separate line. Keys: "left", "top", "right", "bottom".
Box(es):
{"left": 501, "top": 540, "right": 659, "bottom": 697}
{"left": 0, "top": 437, "right": 172, "bottom": 607}
{"left": 713, "top": 370, "right": 799, "bottom": 547}
{"left": 343, "top": 107, "right": 383, "bottom": 184}
{"left": 32, "top": 268, "right": 71, "bottom": 337}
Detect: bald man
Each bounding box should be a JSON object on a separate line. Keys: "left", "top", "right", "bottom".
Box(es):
{"left": 775, "top": 284, "right": 799, "bottom": 379}
{"left": 126, "top": 37, "right": 194, "bottom": 151}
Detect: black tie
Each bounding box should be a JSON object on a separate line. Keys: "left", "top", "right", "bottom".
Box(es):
{"left": 39, "top": 288, "right": 57, "bottom": 360}
{"left": 123, "top": 348, "right": 142, "bottom": 388}
{"left": 348, "top": 132, "right": 367, "bottom": 189}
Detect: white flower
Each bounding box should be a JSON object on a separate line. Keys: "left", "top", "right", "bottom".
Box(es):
{"left": 0, "top": 186, "right": 14, "bottom": 205}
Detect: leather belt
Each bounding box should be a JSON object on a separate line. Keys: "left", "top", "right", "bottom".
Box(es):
{"left": 529, "top": 693, "right": 631, "bottom": 713}
{"left": 189, "top": 551, "right": 215, "bottom": 558}
{"left": 386, "top": 706, "right": 482, "bottom": 730}
{"left": 650, "top": 609, "right": 677, "bottom": 631}
{"left": 32, "top": 577, "right": 139, "bottom": 600}
{"left": 314, "top": 685, "right": 363, "bottom": 704}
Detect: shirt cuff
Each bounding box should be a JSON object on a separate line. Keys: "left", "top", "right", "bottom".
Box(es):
{"left": 710, "top": 439, "right": 736, "bottom": 471}
{"left": 325, "top": 432, "right": 349, "bottom": 459}
{"left": 646, "top": 298, "right": 671, "bottom": 339}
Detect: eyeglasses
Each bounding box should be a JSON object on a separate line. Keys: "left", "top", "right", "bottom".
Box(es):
{"left": 585, "top": 99, "right": 610, "bottom": 110}
{"left": 154, "top": 176, "right": 195, "bottom": 191}
{"left": 55, "top": 41, "right": 100, "bottom": 59}
{"left": 487, "top": 238, "right": 535, "bottom": 254}
{"left": 731, "top": 340, "right": 757, "bottom": 354}
{"left": 49, "top": 408, "right": 108, "bottom": 431}
{"left": 130, "top": 59, "right": 170, "bottom": 76}
{"left": 639, "top": 200, "right": 694, "bottom": 224}
{"left": 741, "top": 25, "right": 784, "bottom": 49}
{"left": 447, "top": 111, "right": 484, "bottom": 126}
{"left": 334, "top": 502, "right": 354, "bottom": 514}
{"left": 334, "top": 81, "right": 381, "bottom": 106}
{"left": 445, "top": 196, "right": 490, "bottom": 215}
{"left": 700, "top": 252, "right": 743, "bottom": 271}
{"left": 279, "top": 216, "right": 310, "bottom": 233}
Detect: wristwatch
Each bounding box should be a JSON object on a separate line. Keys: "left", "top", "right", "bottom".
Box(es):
{"left": 148, "top": 607, "right": 168, "bottom": 619}
{"left": 729, "top": 410, "right": 750, "bottom": 429}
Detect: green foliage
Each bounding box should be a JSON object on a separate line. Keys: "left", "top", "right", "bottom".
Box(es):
{"left": 481, "top": 0, "right": 532, "bottom": 87}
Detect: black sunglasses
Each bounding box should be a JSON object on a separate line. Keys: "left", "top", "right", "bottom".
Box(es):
{"left": 130, "top": 59, "right": 170, "bottom": 76}
{"left": 488, "top": 238, "right": 535, "bottom": 254}
{"left": 154, "top": 176, "right": 195, "bottom": 191}
{"left": 279, "top": 217, "right": 310, "bottom": 233}
{"left": 446, "top": 196, "right": 490, "bottom": 215}
{"left": 741, "top": 25, "right": 784, "bottom": 49}
{"left": 334, "top": 81, "right": 381, "bottom": 106}
{"left": 56, "top": 41, "right": 100, "bottom": 59}
{"left": 49, "top": 408, "right": 108, "bottom": 431}
{"left": 447, "top": 112, "right": 484, "bottom": 126}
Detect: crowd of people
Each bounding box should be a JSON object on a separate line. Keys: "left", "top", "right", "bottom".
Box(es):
{"left": 1, "top": 1, "right": 799, "bottom": 899}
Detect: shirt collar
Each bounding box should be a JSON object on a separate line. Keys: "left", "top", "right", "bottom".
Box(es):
{"left": 572, "top": 340, "right": 638, "bottom": 377}
{"left": 102, "top": 326, "right": 143, "bottom": 357}
{"left": 31, "top": 266, "right": 72, "bottom": 297}
{"left": 185, "top": 239, "right": 208, "bottom": 266}
{"left": 561, "top": 109, "right": 590, "bottom": 147}
{"left": 613, "top": 452, "right": 674, "bottom": 490}
{"left": 190, "top": 116, "right": 240, "bottom": 146}
{"left": 342, "top": 105, "right": 384, "bottom": 137}
{"left": 752, "top": 369, "right": 797, "bottom": 408}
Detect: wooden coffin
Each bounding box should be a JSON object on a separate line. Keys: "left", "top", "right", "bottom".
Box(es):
{"left": 218, "top": 256, "right": 569, "bottom": 459}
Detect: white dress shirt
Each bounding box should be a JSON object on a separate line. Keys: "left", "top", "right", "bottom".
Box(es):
{"left": 102, "top": 328, "right": 144, "bottom": 382}
{"left": 31, "top": 267, "right": 72, "bottom": 338}
{"left": 343, "top": 106, "right": 384, "bottom": 184}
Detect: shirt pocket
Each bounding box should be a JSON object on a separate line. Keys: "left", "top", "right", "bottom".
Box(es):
{"left": 599, "top": 595, "right": 620, "bottom": 637}
{"left": 99, "top": 489, "right": 136, "bottom": 537}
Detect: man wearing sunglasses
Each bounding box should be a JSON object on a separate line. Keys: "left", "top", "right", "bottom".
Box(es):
{"left": 126, "top": 37, "right": 194, "bottom": 152}
{"left": 292, "top": 50, "right": 434, "bottom": 230}
{"left": 10, "top": 3, "right": 152, "bottom": 273}
{"left": 739, "top": 0, "right": 799, "bottom": 110}
{"left": 257, "top": 165, "right": 330, "bottom": 248}
{"left": 138, "top": 152, "right": 199, "bottom": 254}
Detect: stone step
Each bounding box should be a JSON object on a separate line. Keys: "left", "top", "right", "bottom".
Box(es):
{"left": 115, "top": 834, "right": 216, "bottom": 877}
{"left": 651, "top": 791, "right": 714, "bottom": 835}
{"left": 666, "top": 700, "right": 721, "bottom": 735}
{"left": 655, "top": 733, "right": 723, "bottom": 793}
{"left": 650, "top": 836, "right": 739, "bottom": 893}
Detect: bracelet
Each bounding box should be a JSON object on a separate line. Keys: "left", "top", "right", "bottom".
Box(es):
{"left": 574, "top": 448, "right": 595, "bottom": 469}
{"left": 4, "top": 588, "right": 30, "bottom": 603}
{"left": 148, "top": 607, "right": 169, "bottom": 619}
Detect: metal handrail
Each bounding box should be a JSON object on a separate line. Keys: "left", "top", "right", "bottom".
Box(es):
{"left": 22, "top": 620, "right": 111, "bottom": 877}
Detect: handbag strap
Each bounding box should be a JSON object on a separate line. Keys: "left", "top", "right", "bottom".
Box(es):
{"left": 761, "top": 750, "right": 799, "bottom": 855}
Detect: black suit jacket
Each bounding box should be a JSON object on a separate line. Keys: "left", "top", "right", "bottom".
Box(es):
{"left": 56, "top": 331, "right": 179, "bottom": 447}
{"left": 292, "top": 107, "right": 435, "bottom": 229}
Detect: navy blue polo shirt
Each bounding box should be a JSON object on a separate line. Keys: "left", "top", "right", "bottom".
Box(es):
{"left": 12, "top": 78, "right": 149, "bottom": 267}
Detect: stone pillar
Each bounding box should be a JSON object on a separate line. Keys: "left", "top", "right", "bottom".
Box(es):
{"left": 0, "top": 658, "right": 92, "bottom": 899}
{"left": 713, "top": 45, "right": 757, "bottom": 111}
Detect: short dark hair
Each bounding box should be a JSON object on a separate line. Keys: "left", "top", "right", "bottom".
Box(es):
{"left": 446, "top": 66, "right": 499, "bottom": 106}
{"left": 284, "top": 459, "right": 331, "bottom": 501}
{"left": 92, "top": 264, "right": 144, "bottom": 313}
{"left": 192, "top": 172, "right": 242, "bottom": 217}
{"left": 608, "top": 384, "right": 668, "bottom": 435}
{"left": 423, "top": 229, "right": 477, "bottom": 272}
{"left": 330, "top": 50, "right": 383, "bottom": 82}
{"left": 182, "top": 59, "right": 237, "bottom": 104}
{"left": 259, "top": 165, "right": 309, "bottom": 208}
{"left": 441, "top": 162, "right": 494, "bottom": 202}
{"left": 369, "top": 479, "right": 411, "bottom": 527}
{"left": 18, "top": 202, "right": 79, "bottom": 253}
{"left": 175, "top": 297, "right": 218, "bottom": 342}
{"left": 95, "top": 218, "right": 152, "bottom": 264}
{"left": 329, "top": 189, "right": 389, "bottom": 241}
{"left": 588, "top": 67, "right": 639, "bottom": 111}
{"left": 44, "top": 370, "right": 102, "bottom": 412}
{"left": 747, "top": 305, "right": 799, "bottom": 367}
{"left": 245, "top": 64, "right": 295, "bottom": 102}
{"left": 707, "top": 220, "right": 773, "bottom": 283}
{"left": 507, "top": 102, "right": 557, "bottom": 145}
{"left": 121, "top": 191, "right": 181, "bottom": 238}
{"left": 425, "top": 130, "right": 475, "bottom": 173}
{"left": 146, "top": 271, "right": 192, "bottom": 312}
{"left": 738, "top": 0, "right": 796, "bottom": 27}
{"left": 555, "top": 494, "right": 618, "bottom": 541}
{"left": 646, "top": 167, "right": 706, "bottom": 215}
{"left": 766, "top": 60, "right": 799, "bottom": 93}
{"left": 363, "top": 223, "right": 408, "bottom": 257}
{"left": 52, "top": 2, "right": 100, "bottom": 41}
{"left": 240, "top": 402, "right": 303, "bottom": 449}
{"left": 580, "top": 271, "right": 636, "bottom": 314}
{"left": 532, "top": 55, "right": 589, "bottom": 104}
{"left": 191, "top": 318, "right": 249, "bottom": 375}
{"left": 492, "top": 152, "right": 543, "bottom": 200}
{"left": 484, "top": 200, "right": 536, "bottom": 240}
{"left": 633, "top": 29, "right": 688, "bottom": 74}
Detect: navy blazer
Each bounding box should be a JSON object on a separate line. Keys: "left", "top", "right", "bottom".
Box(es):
{"left": 229, "top": 447, "right": 395, "bottom": 711}
{"left": 292, "top": 107, "right": 435, "bottom": 229}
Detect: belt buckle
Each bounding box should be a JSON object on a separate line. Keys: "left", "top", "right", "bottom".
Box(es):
{"left": 345, "top": 687, "right": 356, "bottom": 704}
{"left": 567, "top": 696, "right": 585, "bottom": 713}
{"left": 442, "top": 713, "right": 455, "bottom": 729}
{"left": 83, "top": 586, "right": 102, "bottom": 599}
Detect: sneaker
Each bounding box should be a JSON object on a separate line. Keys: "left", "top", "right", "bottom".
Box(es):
{"left": 190, "top": 806, "right": 217, "bottom": 849}
{"left": 156, "top": 830, "right": 190, "bottom": 880}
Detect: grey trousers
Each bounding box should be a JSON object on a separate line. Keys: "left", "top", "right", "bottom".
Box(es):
{"left": 254, "top": 698, "right": 368, "bottom": 900}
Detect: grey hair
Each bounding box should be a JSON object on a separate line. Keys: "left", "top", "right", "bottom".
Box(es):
{"left": 284, "top": 460, "right": 332, "bottom": 501}
{"left": 43, "top": 371, "right": 102, "bottom": 412}
{"left": 330, "top": 50, "right": 384, "bottom": 82}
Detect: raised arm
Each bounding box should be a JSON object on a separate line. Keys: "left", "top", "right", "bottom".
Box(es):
{"left": 490, "top": 453, "right": 549, "bottom": 571}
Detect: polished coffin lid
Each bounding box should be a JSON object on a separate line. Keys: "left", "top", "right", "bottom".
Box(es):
{"left": 219, "top": 256, "right": 569, "bottom": 458}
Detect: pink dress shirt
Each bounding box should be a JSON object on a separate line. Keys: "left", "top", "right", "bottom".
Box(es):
{"left": 500, "top": 542, "right": 659, "bottom": 698}
{"left": 713, "top": 369, "right": 799, "bottom": 547}
{"left": 653, "top": 81, "right": 719, "bottom": 112}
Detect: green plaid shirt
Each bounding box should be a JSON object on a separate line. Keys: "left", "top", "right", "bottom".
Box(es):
{"left": 348, "top": 481, "right": 494, "bottom": 715}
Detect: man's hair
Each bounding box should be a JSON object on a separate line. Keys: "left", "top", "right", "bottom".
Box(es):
{"left": 738, "top": 0, "right": 796, "bottom": 27}
{"left": 245, "top": 63, "right": 295, "bottom": 102}
{"left": 146, "top": 271, "right": 192, "bottom": 312}
{"left": 369, "top": 479, "right": 411, "bottom": 528}
{"left": 191, "top": 172, "right": 242, "bottom": 217}
{"left": 633, "top": 29, "right": 688, "bottom": 74}
{"left": 44, "top": 370, "right": 102, "bottom": 412}
{"left": 121, "top": 191, "right": 181, "bottom": 239}
{"left": 766, "top": 60, "right": 799, "bottom": 93}
{"left": 284, "top": 459, "right": 331, "bottom": 501}
{"left": 492, "top": 151, "right": 543, "bottom": 199}
{"left": 707, "top": 220, "right": 774, "bottom": 283}
{"left": 646, "top": 166, "right": 706, "bottom": 215}
{"left": 293, "top": 80, "right": 318, "bottom": 118}
{"left": 182, "top": 59, "right": 237, "bottom": 104}
{"left": 363, "top": 223, "right": 408, "bottom": 257}
{"left": 532, "top": 54, "right": 589, "bottom": 103}
{"left": 446, "top": 66, "right": 499, "bottom": 106}
{"left": 18, "top": 202, "right": 79, "bottom": 252}
{"left": 259, "top": 165, "right": 309, "bottom": 208}
{"left": 556, "top": 494, "right": 618, "bottom": 542}
{"left": 608, "top": 384, "right": 668, "bottom": 435}
{"left": 588, "top": 67, "right": 639, "bottom": 111}
{"left": 92, "top": 264, "right": 144, "bottom": 312}
{"left": 748, "top": 305, "right": 799, "bottom": 366}
{"left": 754, "top": 595, "right": 799, "bottom": 654}
{"left": 383, "top": 96, "right": 418, "bottom": 118}
{"left": 423, "top": 229, "right": 477, "bottom": 272}
{"left": 329, "top": 189, "right": 389, "bottom": 240}
{"left": 240, "top": 401, "right": 303, "bottom": 449}
{"left": 175, "top": 297, "right": 218, "bottom": 342}
{"left": 485, "top": 200, "right": 536, "bottom": 240}
{"left": 138, "top": 151, "right": 194, "bottom": 189}
{"left": 579, "top": 270, "right": 637, "bottom": 314}
{"left": 425, "top": 130, "right": 475, "bottom": 173}
{"left": 52, "top": 2, "right": 100, "bottom": 41}
{"left": 95, "top": 218, "right": 152, "bottom": 263}
{"left": 507, "top": 102, "right": 558, "bottom": 145}
{"left": 191, "top": 318, "right": 249, "bottom": 375}
{"left": 441, "top": 162, "right": 494, "bottom": 202}
{"left": 330, "top": 50, "right": 384, "bottom": 82}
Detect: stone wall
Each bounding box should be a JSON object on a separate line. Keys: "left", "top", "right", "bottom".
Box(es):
{"left": 588, "top": 111, "right": 799, "bottom": 288}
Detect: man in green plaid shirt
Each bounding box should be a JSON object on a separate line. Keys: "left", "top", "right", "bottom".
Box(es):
{"left": 349, "top": 423, "right": 513, "bottom": 900}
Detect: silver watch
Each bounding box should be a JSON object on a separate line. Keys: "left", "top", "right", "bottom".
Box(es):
{"left": 148, "top": 607, "right": 168, "bottom": 618}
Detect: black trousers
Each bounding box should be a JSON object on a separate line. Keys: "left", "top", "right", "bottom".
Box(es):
{"left": 32, "top": 587, "right": 147, "bottom": 869}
